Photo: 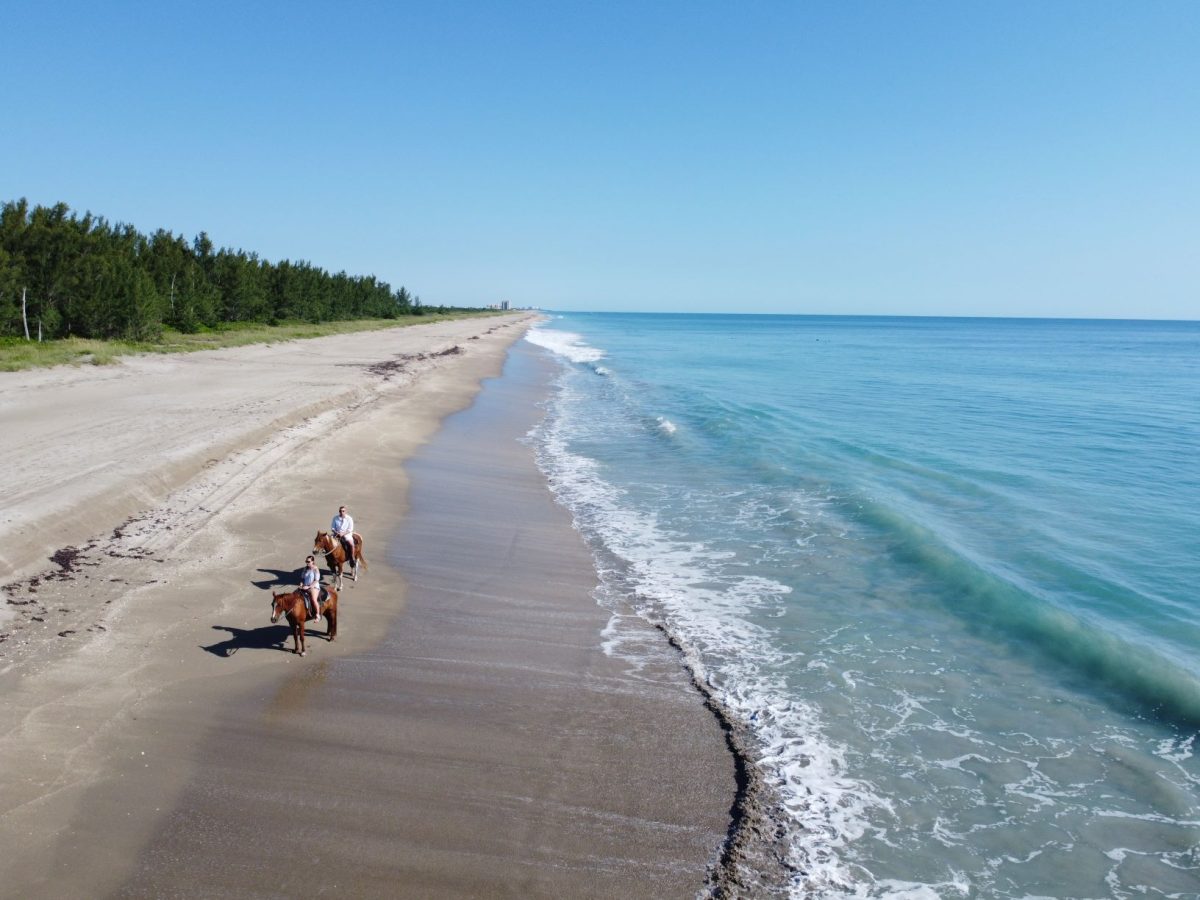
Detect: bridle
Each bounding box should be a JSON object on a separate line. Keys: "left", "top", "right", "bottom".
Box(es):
{"left": 314, "top": 533, "right": 337, "bottom": 558}
{"left": 270, "top": 591, "right": 306, "bottom": 624}
{"left": 315, "top": 532, "right": 349, "bottom": 563}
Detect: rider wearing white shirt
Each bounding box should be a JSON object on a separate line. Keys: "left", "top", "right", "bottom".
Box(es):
{"left": 331, "top": 505, "right": 355, "bottom": 566}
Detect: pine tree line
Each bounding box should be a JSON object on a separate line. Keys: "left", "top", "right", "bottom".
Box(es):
{"left": 0, "top": 199, "right": 442, "bottom": 341}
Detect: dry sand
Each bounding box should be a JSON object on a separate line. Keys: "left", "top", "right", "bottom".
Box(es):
{"left": 0, "top": 317, "right": 734, "bottom": 898}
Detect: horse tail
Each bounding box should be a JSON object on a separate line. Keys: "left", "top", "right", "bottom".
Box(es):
{"left": 358, "top": 551, "right": 369, "bottom": 571}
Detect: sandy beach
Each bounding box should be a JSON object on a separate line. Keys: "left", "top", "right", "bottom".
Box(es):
{"left": 0, "top": 317, "right": 734, "bottom": 898}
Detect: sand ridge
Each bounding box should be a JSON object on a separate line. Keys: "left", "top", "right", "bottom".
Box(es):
{"left": 0, "top": 315, "right": 534, "bottom": 896}
{"left": 0, "top": 315, "right": 528, "bottom": 647}
{"left": 0, "top": 317, "right": 524, "bottom": 587}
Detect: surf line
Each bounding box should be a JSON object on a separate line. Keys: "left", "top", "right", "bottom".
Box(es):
{"left": 650, "top": 621, "right": 800, "bottom": 897}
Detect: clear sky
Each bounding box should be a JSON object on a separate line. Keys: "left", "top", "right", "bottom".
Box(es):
{"left": 4, "top": 1, "right": 1198, "bottom": 318}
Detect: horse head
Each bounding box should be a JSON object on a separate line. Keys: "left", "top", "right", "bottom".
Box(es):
{"left": 313, "top": 531, "right": 333, "bottom": 555}
{"left": 270, "top": 591, "right": 292, "bottom": 624}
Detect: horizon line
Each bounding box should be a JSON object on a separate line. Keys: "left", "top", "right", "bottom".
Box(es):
{"left": 540, "top": 310, "right": 1200, "bottom": 324}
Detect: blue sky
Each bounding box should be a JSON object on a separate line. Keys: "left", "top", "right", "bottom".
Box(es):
{"left": 4, "top": 2, "right": 1198, "bottom": 318}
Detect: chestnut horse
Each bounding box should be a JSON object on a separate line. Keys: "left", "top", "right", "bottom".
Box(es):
{"left": 313, "top": 530, "right": 368, "bottom": 589}
{"left": 270, "top": 587, "right": 338, "bottom": 656}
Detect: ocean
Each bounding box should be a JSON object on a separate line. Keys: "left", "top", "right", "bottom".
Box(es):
{"left": 524, "top": 313, "right": 1200, "bottom": 899}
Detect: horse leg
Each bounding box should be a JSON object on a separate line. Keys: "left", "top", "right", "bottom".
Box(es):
{"left": 292, "top": 621, "right": 302, "bottom": 655}
{"left": 328, "top": 606, "right": 336, "bottom": 641}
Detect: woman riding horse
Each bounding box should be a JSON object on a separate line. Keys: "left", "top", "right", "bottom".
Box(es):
{"left": 300, "top": 555, "right": 321, "bottom": 617}
{"left": 271, "top": 583, "right": 338, "bottom": 656}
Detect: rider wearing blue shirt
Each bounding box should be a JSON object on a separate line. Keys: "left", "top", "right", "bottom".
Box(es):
{"left": 300, "top": 556, "right": 320, "bottom": 618}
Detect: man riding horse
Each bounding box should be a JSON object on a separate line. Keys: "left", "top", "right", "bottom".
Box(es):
{"left": 315, "top": 505, "right": 368, "bottom": 589}
{"left": 332, "top": 505, "right": 355, "bottom": 566}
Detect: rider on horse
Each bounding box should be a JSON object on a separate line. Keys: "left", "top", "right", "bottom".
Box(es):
{"left": 300, "top": 555, "right": 321, "bottom": 619}
{"left": 332, "top": 505, "right": 355, "bottom": 571}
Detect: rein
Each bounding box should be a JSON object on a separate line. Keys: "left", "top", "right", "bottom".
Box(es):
{"left": 318, "top": 533, "right": 350, "bottom": 564}
{"left": 317, "top": 533, "right": 340, "bottom": 560}
{"left": 275, "top": 591, "right": 310, "bottom": 622}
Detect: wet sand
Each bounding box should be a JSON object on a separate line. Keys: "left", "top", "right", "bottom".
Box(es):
{"left": 118, "top": 341, "right": 732, "bottom": 898}
{"left": 0, "top": 324, "right": 733, "bottom": 898}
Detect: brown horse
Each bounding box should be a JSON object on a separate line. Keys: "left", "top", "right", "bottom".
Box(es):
{"left": 313, "top": 530, "right": 368, "bottom": 590}
{"left": 270, "top": 587, "right": 338, "bottom": 656}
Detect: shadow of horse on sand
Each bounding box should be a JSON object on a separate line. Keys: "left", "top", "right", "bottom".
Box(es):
{"left": 204, "top": 569, "right": 338, "bottom": 657}
{"left": 202, "top": 623, "right": 295, "bottom": 657}
{"left": 203, "top": 595, "right": 337, "bottom": 657}
{"left": 250, "top": 567, "right": 300, "bottom": 591}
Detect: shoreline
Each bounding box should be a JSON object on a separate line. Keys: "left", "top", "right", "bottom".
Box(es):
{"left": 0, "top": 317, "right": 740, "bottom": 898}
{"left": 652, "top": 621, "right": 799, "bottom": 897}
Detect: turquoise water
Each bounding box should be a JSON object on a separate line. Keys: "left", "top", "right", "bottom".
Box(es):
{"left": 525, "top": 313, "right": 1200, "bottom": 899}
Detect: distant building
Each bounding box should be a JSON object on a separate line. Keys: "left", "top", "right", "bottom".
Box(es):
{"left": 500, "top": 300, "right": 510, "bottom": 310}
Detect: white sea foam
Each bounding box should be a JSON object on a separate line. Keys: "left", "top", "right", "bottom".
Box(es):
{"left": 655, "top": 416, "right": 677, "bottom": 436}
{"left": 519, "top": 314, "right": 1200, "bottom": 898}
{"left": 524, "top": 324, "right": 606, "bottom": 365}
{"left": 1155, "top": 734, "right": 1194, "bottom": 763}
{"left": 530, "top": 366, "right": 896, "bottom": 897}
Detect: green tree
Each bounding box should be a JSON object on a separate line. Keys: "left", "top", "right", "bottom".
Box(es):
{"left": 0, "top": 197, "right": 435, "bottom": 339}
{"left": 0, "top": 245, "right": 24, "bottom": 336}
{"left": 122, "top": 266, "right": 163, "bottom": 340}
